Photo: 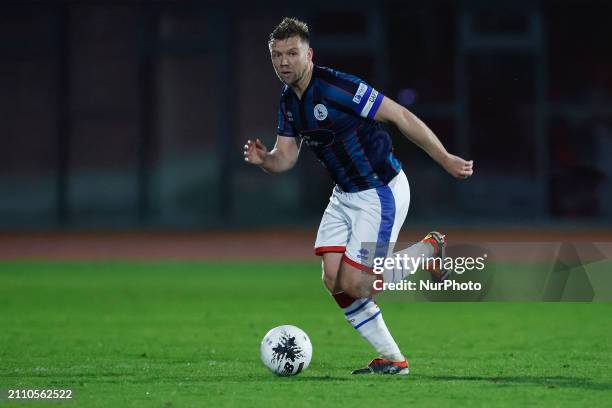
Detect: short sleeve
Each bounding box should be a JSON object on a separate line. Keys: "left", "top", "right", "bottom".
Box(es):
{"left": 322, "top": 70, "right": 385, "bottom": 120}
{"left": 277, "top": 97, "right": 295, "bottom": 137}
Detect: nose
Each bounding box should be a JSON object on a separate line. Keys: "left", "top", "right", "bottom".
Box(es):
{"left": 280, "top": 55, "right": 289, "bottom": 66}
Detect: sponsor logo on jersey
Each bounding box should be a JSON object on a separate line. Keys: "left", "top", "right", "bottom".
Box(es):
{"left": 300, "top": 134, "right": 323, "bottom": 147}
{"left": 300, "top": 129, "right": 334, "bottom": 148}
{"left": 287, "top": 111, "right": 294, "bottom": 122}
{"left": 353, "top": 83, "right": 368, "bottom": 104}
{"left": 314, "top": 104, "right": 328, "bottom": 121}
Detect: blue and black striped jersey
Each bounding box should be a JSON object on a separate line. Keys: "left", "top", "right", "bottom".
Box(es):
{"left": 277, "top": 65, "right": 402, "bottom": 192}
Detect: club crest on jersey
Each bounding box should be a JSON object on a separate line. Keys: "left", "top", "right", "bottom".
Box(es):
{"left": 314, "top": 104, "right": 328, "bottom": 121}
{"left": 287, "top": 112, "right": 294, "bottom": 122}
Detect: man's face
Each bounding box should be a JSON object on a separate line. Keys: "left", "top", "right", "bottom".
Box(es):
{"left": 269, "top": 36, "right": 312, "bottom": 86}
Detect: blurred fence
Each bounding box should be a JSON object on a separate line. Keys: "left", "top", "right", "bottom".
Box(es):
{"left": 1, "top": 0, "right": 611, "bottom": 230}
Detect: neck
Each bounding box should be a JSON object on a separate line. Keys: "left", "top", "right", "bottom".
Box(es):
{"left": 290, "top": 62, "right": 314, "bottom": 99}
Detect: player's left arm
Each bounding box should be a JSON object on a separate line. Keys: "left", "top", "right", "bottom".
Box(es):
{"left": 374, "top": 96, "right": 473, "bottom": 179}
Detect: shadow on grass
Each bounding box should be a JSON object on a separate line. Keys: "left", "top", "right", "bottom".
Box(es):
{"left": 421, "top": 375, "right": 612, "bottom": 391}
{"left": 7, "top": 371, "right": 351, "bottom": 384}
{"left": 252, "top": 375, "right": 349, "bottom": 382}
{"left": 287, "top": 375, "right": 350, "bottom": 381}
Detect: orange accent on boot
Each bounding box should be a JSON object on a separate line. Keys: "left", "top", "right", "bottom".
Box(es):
{"left": 369, "top": 358, "right": 409, "bottom": 369}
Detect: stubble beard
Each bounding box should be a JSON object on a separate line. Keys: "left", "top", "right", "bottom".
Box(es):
{"left": 290, "top": 65, "right": 306, "bottom": 86}
{"left": 289, "top": 68, "right": 306, "bottom": 86}
{"left": 277, "top": 63, "right": 308, "bottom": 87}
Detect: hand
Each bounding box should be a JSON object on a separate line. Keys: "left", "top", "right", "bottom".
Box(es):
{"left": 243, "top": 139, "right": 268, "bottom": 166}
{"left": 442, "top": 154, "right": 474, "bottom": 179}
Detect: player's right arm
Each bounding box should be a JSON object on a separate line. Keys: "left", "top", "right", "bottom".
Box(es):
{"left": 243, "top": 135, "right": 300, "bottom": 173}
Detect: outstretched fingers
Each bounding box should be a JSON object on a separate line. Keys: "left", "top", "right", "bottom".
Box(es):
{"left": 243, "top": 139, "right": 254, "bottom": 162}
{"left": 243, "top": 139, "right": 267, "bottom": 165}
{"left": 255, "top": 138, "right": 266, "bottom": 150}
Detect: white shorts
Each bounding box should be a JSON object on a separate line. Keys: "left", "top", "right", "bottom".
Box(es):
{"left": 314, "top": 170, "right": 410, "bottom": 271}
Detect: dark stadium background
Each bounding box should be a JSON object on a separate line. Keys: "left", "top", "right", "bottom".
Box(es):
{"left": 1, "top": 3, "right": 612, "bottom": 406}
{"left": 0, "top": 0, "right": 611, "bottom": 233}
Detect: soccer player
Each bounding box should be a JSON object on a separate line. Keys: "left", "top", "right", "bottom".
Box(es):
{"left": 244, "top": 18, "right": 473, "bottom": 375}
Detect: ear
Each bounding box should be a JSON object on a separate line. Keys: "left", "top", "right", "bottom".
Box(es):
{"left": 307, "top": 47, "right": 313, "bottom": 62}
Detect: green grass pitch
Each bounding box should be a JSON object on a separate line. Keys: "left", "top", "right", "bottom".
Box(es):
{"left": 1, "top": 261, "right": 611, "bottom": 407}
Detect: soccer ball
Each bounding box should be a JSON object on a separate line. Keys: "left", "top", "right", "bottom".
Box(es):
{"left": 260, "top": 325, "right": 312, "bottom": 376}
